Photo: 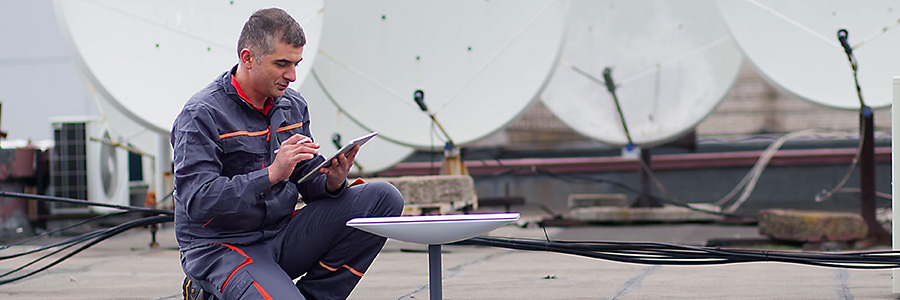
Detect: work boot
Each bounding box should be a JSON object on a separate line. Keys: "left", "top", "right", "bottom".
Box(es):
{"left": 183, "top": 276, "right": 207, "bottom": 300}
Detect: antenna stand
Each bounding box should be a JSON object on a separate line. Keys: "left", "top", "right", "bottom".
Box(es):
{"left": 635, "top": 148, "right": 661, "bottom": 207}
{"left": 859, "top": 106, "right": 889, "bottom": 245}
{"left": 837, "top": 29, "right": 888, "bottom": 246}
{"left": 428, "top": 244, "right": 443, "bottom": 300}
{"left": 603, "top": 68, "right": 659, "bottom": 207}
{"left": 414, "top": 89, "right": 468, "bottom": 175}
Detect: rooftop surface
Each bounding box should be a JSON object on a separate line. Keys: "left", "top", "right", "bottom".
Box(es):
{"left": 0, "top": 209, "right": 894, "bottom": 300}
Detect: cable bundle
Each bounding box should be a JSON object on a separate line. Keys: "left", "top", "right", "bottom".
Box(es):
{"left": 0, "top": 191, "right": 175, "bottom": 285}
{"left": 454, "top": 236, "right": 900, "bottom": 269}
{"left": 0, "top": 214, "right": 173, "bottom": 285}
{"left": 0, "top": 214, "right": 174, "bottom": 284}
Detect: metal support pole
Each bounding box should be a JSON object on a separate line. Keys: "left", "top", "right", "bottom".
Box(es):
{"left": 428, "top": 244, "right": 442, "bottom": 300}
{"left": 156, "top": 134, "right": 170, "bottom": 208}
{"left": 891, "top": 76, "right": 900, "bottom": 293}
{"left": 635, "top": 148, "right": 661, "bottom": 207}
{"left": 859, "top": 107, "right": 890, "bottom": 245}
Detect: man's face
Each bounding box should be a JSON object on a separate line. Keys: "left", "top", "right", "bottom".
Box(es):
{"left": 250, "top": 40, "right": 304, "bottom": 99}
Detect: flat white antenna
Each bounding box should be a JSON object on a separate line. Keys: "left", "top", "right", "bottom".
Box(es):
{"left": 346, "top": 213, "right": 520, "bottom": 300}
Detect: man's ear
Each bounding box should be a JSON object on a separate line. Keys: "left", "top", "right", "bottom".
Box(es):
{"left": 239, "top": 48, "right": 254, "bottom": 68}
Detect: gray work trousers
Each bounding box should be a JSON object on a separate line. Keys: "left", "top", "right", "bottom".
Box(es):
{"left": 182, "top": 181, "right": 404, "bottom": 300}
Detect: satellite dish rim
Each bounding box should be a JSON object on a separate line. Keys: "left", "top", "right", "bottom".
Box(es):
{"left": 316, "top": 0, "right": 567, "bottom": 148}
{"left": 299, "top": 68, "right": 415, "bottom": 173}
{"left": 52, "top": 0, "right": 169, "bottom": 134}
{"left": 540, "top": 0, "right": 744, "bottom": 147}
{"left": 745, "top": 59, "right": 861, "bottom": 111}
{"left": 54, "top": 0, "right": 324, "bottom": 134}
{"left": 714, "top": 0, "right": 894, "bottom": 110}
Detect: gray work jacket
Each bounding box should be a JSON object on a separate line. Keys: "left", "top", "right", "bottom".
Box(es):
{"left": 170, "top": 66, "right": 345, "bottom": 250}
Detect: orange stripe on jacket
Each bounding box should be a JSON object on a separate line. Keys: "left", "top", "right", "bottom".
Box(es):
{"left": 219, "top": 128, "right": 269, "bottom": 139}
{"left": 218, "top": 123, "right": 302, "bottom": 140}
{"left": 318, "top": 261, "right": 365, "bottom": 277}
{"left": 215, "top": 243, "right": 254, "bottom": 292}
{"left": 276, "top": 123, "right": 303, "bottom": 132}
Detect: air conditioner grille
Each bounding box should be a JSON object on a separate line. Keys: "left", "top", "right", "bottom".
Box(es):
{"left": 51, "top": 122, "right": 89, "bottom": 213}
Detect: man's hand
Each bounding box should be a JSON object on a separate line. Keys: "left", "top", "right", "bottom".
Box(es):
{"left": 269, "top": 134, "right": 318, "bottom": 185}
{"left": 321, "top": 144, "right": 359, "bottom": 193}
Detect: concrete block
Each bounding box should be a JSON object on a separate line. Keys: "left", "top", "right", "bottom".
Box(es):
{"left": 757, "top": 209, "right": 868, "bottom": 242}
{"left": 367, "top": 175, "right": 476, "bottom": 205}
{"left": 568, "top": 193, "right": 627, "bottom": 209}
{"left": 567, "top": 204, "right": 722, "bottom": 223}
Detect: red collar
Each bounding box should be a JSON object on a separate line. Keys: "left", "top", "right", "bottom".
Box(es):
{"left": 231, "top": 74, "right": 273, "bottom": 115}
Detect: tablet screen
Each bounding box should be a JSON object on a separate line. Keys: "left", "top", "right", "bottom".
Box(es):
{"left": 296, "top": 131, "right": 378, "bottom": 183}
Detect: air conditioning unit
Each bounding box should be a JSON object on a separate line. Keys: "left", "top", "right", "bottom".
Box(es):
{"left": 49, "top": 117, "right": 130, "bottom": 214}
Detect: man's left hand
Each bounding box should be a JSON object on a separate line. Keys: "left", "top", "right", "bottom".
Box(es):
{"left": 321, "top": 144, "right": 359, "bottom": 193}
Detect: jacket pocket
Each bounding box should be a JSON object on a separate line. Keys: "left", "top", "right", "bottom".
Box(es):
{"left": 219, "top": 135, "right": 266, "bottom": 176}
{"left": 223, "top": 270, "right": 256, "bottom": 299}
{"left": 274, "top": 121, "right": 308, "bottom": 145}
{"left": 203, "top": 206, "right": 265, "bottom": 232}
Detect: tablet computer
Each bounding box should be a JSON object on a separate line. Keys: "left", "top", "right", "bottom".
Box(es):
{"left": 297, "top": 131, "right": 378, "bottom": 183}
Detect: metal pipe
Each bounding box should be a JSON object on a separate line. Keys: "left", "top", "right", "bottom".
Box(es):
{"left": 429, "top": 244, "right": 442, "bottom": 300}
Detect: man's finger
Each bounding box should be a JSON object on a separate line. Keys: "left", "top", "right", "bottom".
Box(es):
{"left": 284, "top": 134, "right": 309, "bottom": 145}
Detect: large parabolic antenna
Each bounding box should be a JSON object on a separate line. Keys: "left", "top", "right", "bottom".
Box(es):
{"left": 541, "top": 0, "right": 743, "bottom": 146}
{"left": 297, "top": 70, "right": 414, "bottom": 174}
{"left": 717, "top": 0, "right": 900, "bottom": 109}
{"left": 313, "top": 0, "right": 567, "bottom": 148}
{"left": 53, "top": 0, "right": 324, "bottom": 133}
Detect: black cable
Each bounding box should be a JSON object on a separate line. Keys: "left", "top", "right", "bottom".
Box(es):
{"left": 0, "top": 192, "right": 175, "bottom": 285}
{"left": 454, "top": 236, "right": 900, "bottom": 269}
{"left": 0, "top": 215, "right": 173, "bottom": 285}
{"left": 0, "top": 226, "right": 110, "bottom": 260}
{"left": 0, "top": 191, "right": 172, "bottom": 215}
{"left": 0, "top": 228, "right": 111, "bottom": 275}
{"left": 0, "top": 211, "right": 135, "bottom": 251}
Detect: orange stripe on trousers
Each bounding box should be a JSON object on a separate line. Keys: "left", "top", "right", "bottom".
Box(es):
{"left": 252, "top": 281, "right": 274, "bottom": 300}
{"left": 318, "top": 261, "right": 365, "bottom": 277}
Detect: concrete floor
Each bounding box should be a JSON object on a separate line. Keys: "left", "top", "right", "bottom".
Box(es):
{"left": 0, "top": 212, "right": 895, "bottom": 300}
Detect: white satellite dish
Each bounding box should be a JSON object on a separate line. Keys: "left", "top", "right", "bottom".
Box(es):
{"left": 346, "top": 213, "right": 520, "bottom": 245}
{"left": 717, "top": 0, "right": 900, "bottom": 110}
{"left": 295, "top": 70, "right": 414, "bottom": 174}
{"left": 53, "top": 0, "right": 324, "bottom": 133}
{"left": 313, "top": 0, "right": 567, "bottom": 148}
{"left": 541, "top": 0, "right": 743, "bottom": 146}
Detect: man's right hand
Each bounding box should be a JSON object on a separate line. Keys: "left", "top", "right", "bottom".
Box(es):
{"left": 268, "top": 134, "right": 319, "bottom": 185}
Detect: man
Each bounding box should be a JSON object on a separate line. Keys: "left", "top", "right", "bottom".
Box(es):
{"left": 171, "top": 7, "right": 404, "bottom": 299}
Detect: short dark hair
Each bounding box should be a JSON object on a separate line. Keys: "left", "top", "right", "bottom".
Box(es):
{"left": 237, "top": 7, "right": 306, "bottom": 57}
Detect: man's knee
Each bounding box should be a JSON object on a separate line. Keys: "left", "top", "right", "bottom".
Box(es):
{"left": 365, "top": 181, "right": 404, "bottom": 216}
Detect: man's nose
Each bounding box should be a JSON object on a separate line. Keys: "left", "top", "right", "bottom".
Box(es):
{"left": 284, "top": 66, "right": 297, "bottom": 82}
